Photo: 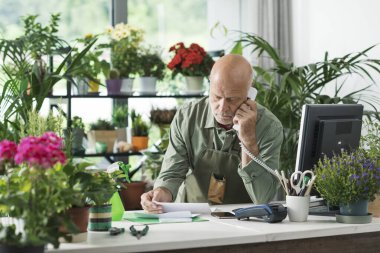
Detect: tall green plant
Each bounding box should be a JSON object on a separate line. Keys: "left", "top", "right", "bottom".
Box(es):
{"left": 234, "top": 33, "right": 380, "bottom": 172}
{"left": 0, "top": 14, "right": 96, "bottom": 142}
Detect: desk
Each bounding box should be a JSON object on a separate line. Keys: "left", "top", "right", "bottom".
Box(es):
{"left": 48, "top": 204, "right": 380, "bottom": 253}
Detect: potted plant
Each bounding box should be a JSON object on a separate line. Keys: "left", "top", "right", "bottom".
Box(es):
{"left": 150, "top": 107, "right": 176, "bottom": 138}
{"left": 0, "top": 132, "right": 75, "bottom": 251}
{"left": 69, "top": 116, "right": 86, "bottom": 155}
{"left": 105, "top": 69, "right": 122, "bottom": 95}
{"left": 130, "top": 110, "right": 150, "bottom": 151}
{"left": 137, "top": 46, "right": 166, "bottom": 94}
{"left": 85, "top": 166, "right": 127, "bottom": 231}
{"left": 71, "top": 34, "right": 109, "bottom": 95}
{"left": 87, "top": 119, "right": 116, "bottom": 153}
{"left": 103, "top": 23, "right": 144, "bottom": 94}
{"left": 314, "top": 145, "right": 380, "bottom": 222}
{"left": 167, "top": 42, "right": 214, "bottom": 92}
{"left": 112, "top": 105, "right": 129, "bottom": 144}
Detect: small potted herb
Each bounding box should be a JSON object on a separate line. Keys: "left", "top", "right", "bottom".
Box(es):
{"left": 130, "top": 110, "right": 150, "bottom": 151}
{"left": 137, "top": 46, "right": 166, "bottom": 94}
{"left": 105, "top": 69, "right": 122, "bottom": 95}
{"left": 112, "top": 105, "right": 129, "bottom": 143}
{"left": 87, "top": 119, "right": 116, "bottom": 153}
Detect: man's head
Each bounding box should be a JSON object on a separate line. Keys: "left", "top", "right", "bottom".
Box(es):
{"left": 209, "top": 54, "right": 253, "bottom": 125}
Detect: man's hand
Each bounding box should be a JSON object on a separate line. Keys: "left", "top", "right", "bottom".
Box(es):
{"left": 140, "top": 187, "right": 173, "bottom": 213}
{"left": 233, "top": 99, "right": 259, "bottom": 155}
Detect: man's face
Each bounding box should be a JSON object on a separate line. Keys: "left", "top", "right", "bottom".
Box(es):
{"left": 209, "top": 81, "right": 248, "bottom": 125}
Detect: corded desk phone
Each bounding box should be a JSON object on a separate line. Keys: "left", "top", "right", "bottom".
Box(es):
{"left": 233, "top": 203, "right": 287, "bottom": 223}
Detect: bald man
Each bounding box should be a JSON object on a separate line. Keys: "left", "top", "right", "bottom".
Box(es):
{"left": 141, "top": 54, "right": 283, "bottom": 213}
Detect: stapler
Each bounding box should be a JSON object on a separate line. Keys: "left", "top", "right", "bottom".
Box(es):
{"left": 233, "top": 203, "right": 287, "bottom": 223}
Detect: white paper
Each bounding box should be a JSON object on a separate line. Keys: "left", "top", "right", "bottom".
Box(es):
{"left": 153, "top": 201, "right": 211, "bottom": 214}
{"left": 135, "top": 211, "right": 196, "bottom": 219}
{"left": 159, "top": 217, "right": 192, "bottom": 223}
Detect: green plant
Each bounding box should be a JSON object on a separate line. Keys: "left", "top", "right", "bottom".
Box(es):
{"left": 89, "top": 119, "right": 114, "bottom": 130}
{"left": 112, "top": 105, "right": 129, "bottom": 128}
{"left": 0, "top": 133, "right": 75, "bottom": 248}
{"left": 85, "top": 162, "right": 130, "bottom": 206}
{"left": 109, "top": 68, "right": 120, "bottom": 79}
{"left": 72, "top": 116, "right": 85, "bottom": 129}
{"left": 103, "top": 23, "right": 144, "bottom": 78}
{"left": 70, "top": 34, "right": 110, "bottom": 83}
{"left": 150, "top": 108, "right": 177, "bottom": 125}
{"left": 19, "top": 110, "right": 64, "bottom": 139}
{"left": 138, "top": 46, "right": 166, "bottom": 80}
{"left": 232, "top": 32, "right": 380, "bottom": 173}
{"left": 131, "top": 109, "right": 149, "bottom": 136}
{"left": 0, "top": 13, "right": 95, "bottom": 142}
{"left": 314, "top": 148, "right": 380, "bottom": 206}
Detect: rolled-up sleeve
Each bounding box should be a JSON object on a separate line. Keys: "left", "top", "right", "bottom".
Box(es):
{"left": 238, "top": 121, "right": 283, "bottom": 204}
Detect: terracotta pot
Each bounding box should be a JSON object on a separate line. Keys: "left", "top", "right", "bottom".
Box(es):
{"left": 132, "top": 136, "right": 148, "bottom": 151}
{"left": 119, "top": 181, "right": 147, "bottom": 210}
{"left": 68, "top": 206, "right": 90, "bottom": 233}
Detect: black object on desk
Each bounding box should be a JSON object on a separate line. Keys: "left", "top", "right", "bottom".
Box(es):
{"left": 233, "top": 203, "right": 287, "bottom": 223}
{"left": 130, "top": 225, "right": 149, "bottom": 240}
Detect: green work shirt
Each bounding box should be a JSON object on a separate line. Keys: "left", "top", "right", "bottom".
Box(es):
{"left": 154, "top": 97, "right": 284, "bottom": 204}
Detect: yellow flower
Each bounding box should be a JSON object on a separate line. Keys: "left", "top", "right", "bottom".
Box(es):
{"left": 85, "top": 33, "right": 94, "bottom": 39}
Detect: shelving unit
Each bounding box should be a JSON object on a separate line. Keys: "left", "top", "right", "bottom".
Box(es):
{"left": 48, "top": 85, "right": 205, "bottom": 160}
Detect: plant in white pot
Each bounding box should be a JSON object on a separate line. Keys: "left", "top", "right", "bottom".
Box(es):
{"left": 112, "top": 105, "right": 129, "bottom": 149}
{"left": 137, "top": 46, "right": 166, "bottom": 94}
{"left": 103, "top": 23, "right": 144, "bottom": 94}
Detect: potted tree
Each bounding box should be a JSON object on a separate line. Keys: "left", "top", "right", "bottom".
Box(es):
{"left": 87, "top": 119, "right": 116, "bottom": 153}
{"left": 70, "top": 116, "right": 86, "bottom": 155}
{"left": 137, "top": 46, "right": 166, "bottom": 94}
{"left": 130, "top": 110, "right": 150, "bottom": 151}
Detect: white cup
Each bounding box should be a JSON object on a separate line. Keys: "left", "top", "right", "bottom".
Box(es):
{"left": 286, "top": 195, "right": 310, "bottom": 222}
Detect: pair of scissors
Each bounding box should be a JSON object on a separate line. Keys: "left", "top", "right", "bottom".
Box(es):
{"left": 130, "top": 225, "right": 149, "bottom": 240}
{"left": 290, "top": 170, "right": 314, "bottom": 195}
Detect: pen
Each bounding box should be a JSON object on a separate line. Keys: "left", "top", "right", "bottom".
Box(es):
{"left": 281, "top": 170, "right": 289, "bottom": 195}
{"left": 304, "top": 176, "right": 316, "bottom": 196}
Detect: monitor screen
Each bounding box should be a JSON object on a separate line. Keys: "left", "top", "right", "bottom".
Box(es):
{"left": 295, "top": 104, "right": 363, "bottom": 172}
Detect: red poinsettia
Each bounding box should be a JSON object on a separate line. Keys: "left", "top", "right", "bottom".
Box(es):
{"left": 167, "top": 42, "right": 214, "bottom": 77}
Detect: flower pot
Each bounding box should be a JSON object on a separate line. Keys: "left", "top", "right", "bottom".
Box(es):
{"left": 67, "top": 206, "right": 90, "bottom": 233}
{"left": 339, "top": 199, "right": 369, "bottom": 216}
{"left": 119, "top": 181, "right": 147, "bottom": 210}
{"left": 0, "top": 244, "right": 45, "bottom": 253}
{"left": 74, "top": 78, "right": 88, "bottom": 95}
{"left": 88, "top": 80, "right": 100, "bottom": 93}
{"left": 132, "top": 136, "right": 148, "bottom": 151}
{"left": 106, "top": 79, "right": 122, "bottom": 95}
{"left": 120, "top": 78, "right": 134, "bottom": 94}
{"left": 116, "top": 127, "right": 128, "bottom": 142}
{"left": 71, "top": 128, "right": 85, "bottom": 154}
{"left": 88, "top": 204, "right": 112, "bottom": 231}
{"left": 139, "top": 77, "right": 157, "bottom": 94}
{"left": 184, "top": 76, "right": 204, "bottom": 92}
{"left": 87, "top": 130, "right": 117, "bottom": 153}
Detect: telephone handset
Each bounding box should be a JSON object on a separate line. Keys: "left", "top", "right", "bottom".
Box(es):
{"left": 233, "top": 87, "right": 284, "bottom": 187}
{"left": 232, "top": 87, "right": 257, "bottom": 132}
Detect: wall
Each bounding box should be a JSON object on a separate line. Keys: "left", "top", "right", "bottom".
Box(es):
{"left": 291, "top": 0, "right": 380, "bottom": 108}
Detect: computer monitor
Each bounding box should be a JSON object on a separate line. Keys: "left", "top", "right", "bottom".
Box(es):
{"left": 295, "top": 104, "right": 364, "bottom": 172}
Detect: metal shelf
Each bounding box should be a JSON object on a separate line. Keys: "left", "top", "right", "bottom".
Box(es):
{"left": 48, "top": 93, "right": 206, "bottom": 99}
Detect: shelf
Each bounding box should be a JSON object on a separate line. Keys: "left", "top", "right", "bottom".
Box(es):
{"left": 73, "top": 151, "right": 142, "bottom": 157}
{"left": 48, "top": 93, "right": 206, "bottom": 99}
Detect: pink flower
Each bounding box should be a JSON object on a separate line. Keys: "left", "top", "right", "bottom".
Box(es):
{"left": 15, "top": 132, "right": 66, "bottom": 169}
{"left": 0, "top": 140, "right": 18, "bottom": 162}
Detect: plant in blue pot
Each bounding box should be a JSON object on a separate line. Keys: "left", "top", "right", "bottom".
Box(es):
{"left": 314, "top": 127, "right": 380, "bottom": 223}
